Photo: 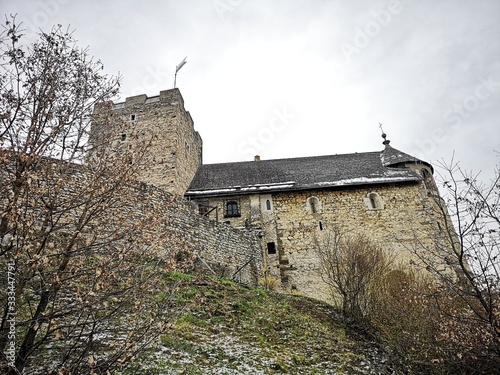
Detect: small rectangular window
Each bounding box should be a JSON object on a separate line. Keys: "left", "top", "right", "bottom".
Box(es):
{"left": 225, "top": 201, "right": 240, "bottom": 217}
{"left": 130, "top": 114, "right": 136, "bottom": 121}
{"left": 121, "top": 133, "right": 126, "bottom": 141}
{"left": 267, "top": 242, "right": 276, "bottom": 255}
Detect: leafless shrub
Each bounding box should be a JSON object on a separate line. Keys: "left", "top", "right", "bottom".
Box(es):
{"left": 0, "top": 16, "right": 185, "bottom": 374}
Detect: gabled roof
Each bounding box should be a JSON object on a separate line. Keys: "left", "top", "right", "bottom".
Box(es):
{"left": 381, "top": 144, "right": 433, "bottom": 172}
{"left": 185, "top": 145, "right": 428, "bottom": 198}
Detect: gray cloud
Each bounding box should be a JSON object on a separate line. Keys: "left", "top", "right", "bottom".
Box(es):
{"left": 2, "top": 0, "right": 499, "bottom": 181}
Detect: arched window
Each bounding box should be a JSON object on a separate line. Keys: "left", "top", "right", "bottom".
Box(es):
{"left": 307, "top": 197, "right": 321, "bottom": 214}
{"left": 225, "top": 201, "right": 240, "bottom": 217}
{"left": 364, "top": 192, "right": 384, "bottom": 210}
{"left": 266, "top": 199, "right": 272, "bottom": 210}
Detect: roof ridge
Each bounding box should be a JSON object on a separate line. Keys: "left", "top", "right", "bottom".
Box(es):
{"left": 201, "top": 150, "right": 384, "bottom": 166}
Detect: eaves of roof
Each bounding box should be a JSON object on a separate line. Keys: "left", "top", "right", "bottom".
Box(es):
{"left": 185, "top": 174, "right": 420, "bottom": 198}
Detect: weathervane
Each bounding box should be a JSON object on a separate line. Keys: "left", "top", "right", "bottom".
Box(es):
{"left": 379, "top": 123, "right": 390, "bottom": 145}
{"left": 173, "top": 56, "right": 187, "bottom": 88}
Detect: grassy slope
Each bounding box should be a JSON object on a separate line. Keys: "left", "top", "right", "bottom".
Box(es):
{"left": 126, "top": 272, "right": 396, "bottom": 375}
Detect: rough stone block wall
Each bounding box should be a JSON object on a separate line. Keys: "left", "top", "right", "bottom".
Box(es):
{"left": 121, "top": 184, "right": 263, "bottom": 285}
{"left": 272, "top": 182, "right": 446, "bottom": 302}
{"left": 0, "top": 153, "right": 262, "bottom": 287}
{"left": 157, "top": 195, "right": 262, "bottom": 285}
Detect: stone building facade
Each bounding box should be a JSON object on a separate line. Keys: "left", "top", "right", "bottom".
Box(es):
{"left": 184, "top": 143, "right": 451, "bottom": 301}
{"left": 92, "top": 88, "right": 453, "bottom": 302}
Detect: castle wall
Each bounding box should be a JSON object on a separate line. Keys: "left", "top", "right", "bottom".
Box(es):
{"left": 271, "top": 182, "right": 443, "bottom": 301}
{"left": 0, "top": 153, "right": 262, "bottom": 286}
{"left": 141, "top": 188, "right": 262, "bottom": 285}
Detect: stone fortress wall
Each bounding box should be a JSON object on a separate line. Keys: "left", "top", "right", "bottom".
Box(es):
{"left": 0, "top": 151, "right": 263, "bottom": 286}
{"left": 136, "top": 185, "right": 263, "bottom": 285}
{"left": 271, "top": 181, "right": 445, "bottom": 301}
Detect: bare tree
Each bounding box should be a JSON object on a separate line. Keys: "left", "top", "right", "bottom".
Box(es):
{"left": 316, "top": 226, "right": 392, "bottom": 324}
{"left": 417, "top": 155, "right": 500, "bottom": 372}
{"left": 0, "top": 17, "right": 186, "bottom": 374}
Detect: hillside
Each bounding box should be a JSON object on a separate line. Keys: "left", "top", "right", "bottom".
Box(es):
{"left": 125, "top": 272, "right": 401, "bottom": 375}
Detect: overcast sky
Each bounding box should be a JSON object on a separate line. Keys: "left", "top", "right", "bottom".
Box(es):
{"left": 2, "top": 0, "right": 499, "bottom": 182}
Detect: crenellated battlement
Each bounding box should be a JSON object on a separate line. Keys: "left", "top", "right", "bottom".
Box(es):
{"left": 112, "top": 88, "right": 186, "bottom": 109}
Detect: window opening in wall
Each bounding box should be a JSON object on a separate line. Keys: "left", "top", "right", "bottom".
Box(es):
{"left": 225, "top": 201, "right": 240, "bottom": 217}
{"left": 266, "top": 199, "right": 271, "bottom": 210}
{"left": 267, "top": 242, "right": 277, "bottom": 255}
{"left": 365, "top": 192, "right": 383, "bottom": 210}
{"left": 121, "top": 133, "right": 126, "bottom": 141}
{"left": 308, "top": 196, "right": 321, "bottom": 214}
{"left": 199, "top": 202, "right": 210, "bottom": 216}
{"left": 319, "top": 221, "right": 323, "bottom": 231}
{"left": 198, "top": 202, "right": 218, "bottom": 221}
{"left": 130, "top": 114, "right": 136, "bottom": 121}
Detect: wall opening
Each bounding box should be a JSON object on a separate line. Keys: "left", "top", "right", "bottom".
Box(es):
{"left": 267, "top": 242, "right": 277, "bottom": 255}
{"left": 307, "top": 196, "right": 321, "bottom": 214}
{"left": 225, "top": 201, "right": 240, "bottom": 217}
{"left": 365, "top": 192, "right": 384, "bottom": 210}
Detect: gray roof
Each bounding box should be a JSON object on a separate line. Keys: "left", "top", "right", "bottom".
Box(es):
{"left": 186, "top": 144, "right": 429, "bottom": 197}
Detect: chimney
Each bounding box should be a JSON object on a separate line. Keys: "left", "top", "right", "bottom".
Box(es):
{"left": 254, "top": 155, "right": 260, "bottom": 162}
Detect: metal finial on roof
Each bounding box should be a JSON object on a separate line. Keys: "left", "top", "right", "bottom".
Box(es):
{"left": 379, "top": 123, "right": 390, "bottom": 145}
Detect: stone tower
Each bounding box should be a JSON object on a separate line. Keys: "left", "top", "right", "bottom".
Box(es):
{"left": 92, "top": 88, "right": 202, "bottom": 196}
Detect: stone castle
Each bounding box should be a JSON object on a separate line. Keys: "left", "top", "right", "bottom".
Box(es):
{"left": 93, "top": 88, "right": 452, "bottom": 302}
